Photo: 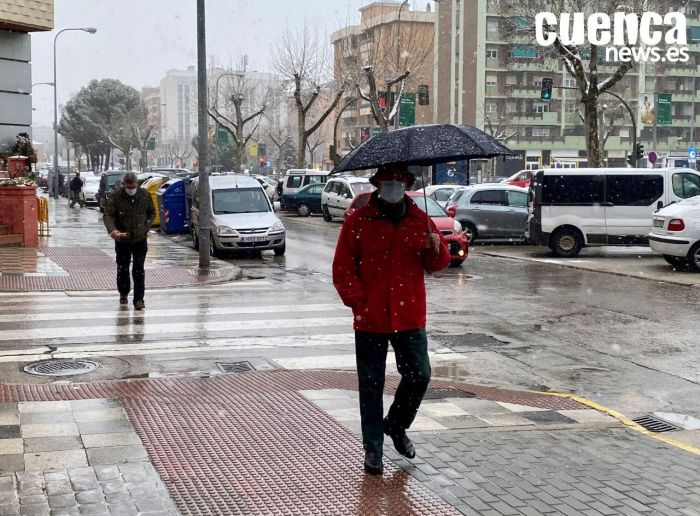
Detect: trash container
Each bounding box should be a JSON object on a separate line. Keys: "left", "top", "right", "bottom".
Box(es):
{"left": 142, "top": 177, "right": 166, "bottom": 226}
{"left": 156, "top": 178, "right": 187, "bottom": 233}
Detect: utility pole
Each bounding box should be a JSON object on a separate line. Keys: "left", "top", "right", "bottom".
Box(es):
{"left": 197, "top": 0, "right": 211, "bottom": 269}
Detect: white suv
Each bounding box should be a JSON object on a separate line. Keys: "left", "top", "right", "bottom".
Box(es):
{"left": 649, "top": 195, "right": 700, "bottom": 271}
{"left": 321, "top": 176, "right": 375, "bottom": 221}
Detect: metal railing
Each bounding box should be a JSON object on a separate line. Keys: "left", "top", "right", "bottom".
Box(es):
{"left": 37, "top": 197, "right": 50, "bottom": 236}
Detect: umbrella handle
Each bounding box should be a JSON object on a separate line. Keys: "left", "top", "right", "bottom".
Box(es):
{"left": 422, "top": 168, "right": 430, "bottom": 235}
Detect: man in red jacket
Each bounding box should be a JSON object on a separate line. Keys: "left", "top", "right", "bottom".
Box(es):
{"left": 333, "top": 164, "right": 450, "bottom": 475}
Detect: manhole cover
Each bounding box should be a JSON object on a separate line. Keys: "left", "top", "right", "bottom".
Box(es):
{"left": 633, "top": 415, "right": 680, "bottom": 433}
{"left": 423, "top": 387, "right": 475, "bottom": 399}
{"left": 24, "top": 359, "right": 101, "bottom": 377}
{"left": 217, "top": 361, "right": 255, "bottom": 374}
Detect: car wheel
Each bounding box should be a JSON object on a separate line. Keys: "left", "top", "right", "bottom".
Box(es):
{"left": 462, "top": 222, "right": 477, "bottom": 243}
{"left": 274, "top": 242, "right": 286, "bottom": 256}
{"left": 322, "top": 205, "right": 333, "bottom": 222}
{"left": 297, "top": 204, "right": 311, "bottom": 217}
{"left": 192, "top": 227, "right": 199, "bottom": 250}
{"left": 686, "top": 243, "right": 700, "bottom": 272}
{"left": 449, "top": 259, "right": 464, "bottom": 268}
{"left": 551, "top": 227, "right": 583, "bottom": 258}
{"left": 663, "top": 254, "right": 687, "bottom": 268}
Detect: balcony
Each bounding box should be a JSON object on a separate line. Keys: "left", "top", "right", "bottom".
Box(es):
{"left": 510, "top": 112, "right": 559, "bottom": 126}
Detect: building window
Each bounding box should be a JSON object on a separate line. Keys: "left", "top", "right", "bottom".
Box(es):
{"left": 532, "top": 128, "right": 550, "bottom": 137}
{"left": 487, "top": 20, "right": 499, "bottom": 34}
{"left": 506, "top": 75, "right": 517, "bottom": 85}
{"left": 417, "top": 85, "right": 429, "bottom": 105}
{"left": 487, "top": 49, "right": 498, "bottom": 60}
{"left": 533, "top": 103, "right": 551, "bottom": 113}
{"left": 565, "top": 103, "right": 578, "bottom": 113}
{"left": 564, "top": 77, "right": 576, "bottom": 88}
{"left": 486, "top": 103, "right": 498, "bottom": 113}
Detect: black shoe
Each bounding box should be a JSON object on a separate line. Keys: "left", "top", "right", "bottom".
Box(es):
{"left": 384, "top": 421, "right": 415, "bottom": 459}
{"left": 364, "top": 450, "right": 383, "bottom": 475}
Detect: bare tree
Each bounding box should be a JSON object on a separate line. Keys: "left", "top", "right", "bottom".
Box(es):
{"left": 133, "top": 125, "right": 155, "bottom": 172}
{"left": 271, "top": 23, "right": 347, "bottom": 167}
{"left": 306, "top": 134, "right": 324, "bottom": 168}
{"left": 340, "top": 9, "right": 434, "bottom": 132}
{"left": 496, "top": 0, "right": 650, "bottom": 166}
{"left": 483, "top": 114, "right": 519, "bottom": 142}
{"left": 207, "top": 55, "right": 272, "bottom": 173}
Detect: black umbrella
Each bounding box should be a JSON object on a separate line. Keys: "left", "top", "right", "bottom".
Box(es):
{"left": 331, "top": 124, "right": 513, "bottom": 173}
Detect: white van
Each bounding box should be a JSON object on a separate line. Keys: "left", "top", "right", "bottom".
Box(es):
{"left": 191, "top": 174, "right": 286, "bottom": 256}
{"left": 280, "top": 169, "right": 329, "bottom": 209}
{"left": 527, "top": 167, "right": 700, "bottom": 257}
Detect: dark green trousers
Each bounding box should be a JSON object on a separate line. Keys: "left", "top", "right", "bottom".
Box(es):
{"left": 355, "top": 328, "right": 431, "bottom": 452}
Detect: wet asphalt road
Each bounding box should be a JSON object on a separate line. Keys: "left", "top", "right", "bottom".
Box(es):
{"left": 245, "top": 213, "right": 700, "bottom": 420}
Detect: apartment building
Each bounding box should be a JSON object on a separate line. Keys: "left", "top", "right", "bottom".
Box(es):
{"left": 331, "top": 1, "right": 435, "bottom": 156}
{"left": 434, "top": 0, "right": 700, "bottom": 171}
{"left": 0, "top": 1, "right": 54, "bottom": 147}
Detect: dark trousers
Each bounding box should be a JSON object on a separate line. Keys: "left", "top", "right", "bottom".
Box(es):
{"left": 115, "top": 240, "right": 147, "bottom": 303}
{"left": 355, "top": 328, "right": 431, "bottom": 452}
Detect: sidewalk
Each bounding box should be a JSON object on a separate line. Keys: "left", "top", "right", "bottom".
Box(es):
{"left": 0, "top": 195, "right": 240, "bottom": 291}
{"left": 0, "top": 370, "right": 699, "bottom": 515}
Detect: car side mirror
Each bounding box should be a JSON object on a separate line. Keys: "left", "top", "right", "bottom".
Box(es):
{"left": 657, "top": 200, "right": 663, "bottom": 210}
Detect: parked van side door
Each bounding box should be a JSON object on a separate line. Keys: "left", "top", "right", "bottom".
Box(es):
{"left": 604, "top": 173, "right": 664, "bottom": 244}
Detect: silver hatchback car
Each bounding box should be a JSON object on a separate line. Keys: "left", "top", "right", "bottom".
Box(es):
{"left": 449, "top": 184, "right": 529, "bottom": 242}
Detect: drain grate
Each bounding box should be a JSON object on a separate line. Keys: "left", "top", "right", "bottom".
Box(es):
{"left": 633, "top": 415, "right": 680, "bottom": 433}
{"left": 189, "top": 268, "right": 220, "bottom": 276}
{"left": 217, "top": 361, "right": 256, "bottom": 374}
{"left": 24, "top": 358, "right": 101, "bottom": 377}
{"left": 423, "top": 387, "right": 475, "bottom": 400}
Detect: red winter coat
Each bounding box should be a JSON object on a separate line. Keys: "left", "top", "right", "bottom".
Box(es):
{"left": 333, "top": 194, "right": 450, "bottom": 333}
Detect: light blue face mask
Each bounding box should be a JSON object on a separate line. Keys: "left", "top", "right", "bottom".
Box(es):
{"left": 125, "top": 187, "right": 138, "bottom": 197}
{"left": 379, "top": 180, "right": 405, "bottom": 204}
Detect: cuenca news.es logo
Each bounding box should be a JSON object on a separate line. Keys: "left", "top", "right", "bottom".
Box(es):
{"left": 535, "top": 12, "right": 689, "bottom": 63}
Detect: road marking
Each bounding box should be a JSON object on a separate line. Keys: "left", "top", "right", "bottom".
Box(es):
{"left": 0, "top": 303, "right": 348, "bottom": 323}
{"left": 0, "top": 316, "right": 354, "bottom": 342}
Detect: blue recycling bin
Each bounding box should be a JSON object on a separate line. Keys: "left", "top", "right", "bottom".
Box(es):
{"left": 156, "top": 179, "right": 187, "bottom": 233}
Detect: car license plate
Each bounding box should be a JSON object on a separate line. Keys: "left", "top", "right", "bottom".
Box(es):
{"left": 653, "top": 219, "right": 664, "bottom": 228}
{"left": 239, "top": 235, "right": 268, "bottom": 242}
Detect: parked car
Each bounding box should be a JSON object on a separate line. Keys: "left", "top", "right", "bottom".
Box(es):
{"left": 444, "top": 187, "right": 470, "bottom": 214}
{"left": 97, "top": 170, "right": 126, "bottom": 212}
{"left": 344, "top": 192, "right": 468, "bottom": 266}
{"left": 528, "top": 167, "right": 700, "bottom": 257}
{"left": 281, "top": 182, "right": 325, "bottom": 216}
{"left": 253, "top": 174, "right": 280, "bottom": 203}
{"left": 504, "top": 169, "right": 533, "bottom": 189}
{"left": 649, "top": 195, "right": 700, "bottom": 272}
{"left": 447, "top": 184, "right": 529, "bottom": 242}
{"left": 280, "top": 169, "right": 330, "bottom": 209}
{"left": 136, "top": 171, "right": 169, "bottom": 186}
{"left": 190, "top": 174, "right": 285, "bottom": 256}
{"left": 321, "top": 176, "right": 375, "bottom": 221}
{"left": 422, "top": 184, "right": 465, "bottom": 208}
{"left": 82, "top": 175, "right": 101, "bottom": 206}
{"left": 407, "top": 192, "right": 469, "bottom": 267}
{"left": 149, "top": 167, "right": 196, "bottom": 179}
{"left": 35, "top": 169, "right": 49, "bottom": 189}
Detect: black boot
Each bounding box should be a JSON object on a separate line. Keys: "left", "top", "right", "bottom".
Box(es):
{"left": 384, "top": 418, "right": 415, "bottom": 459}
{"left": 364, "top": 449, "right": 383, "bottom": 475}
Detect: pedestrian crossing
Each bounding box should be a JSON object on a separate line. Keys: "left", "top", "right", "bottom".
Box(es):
{"left": 0, "top": 280, "right": 466, "bottom": 373}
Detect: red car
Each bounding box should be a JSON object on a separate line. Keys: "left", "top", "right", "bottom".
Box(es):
{"left": 345, "top": 192, "right": 469, "bottom": 267}
{"left": 504, "top": 169, "right": 533, "bottom": 189}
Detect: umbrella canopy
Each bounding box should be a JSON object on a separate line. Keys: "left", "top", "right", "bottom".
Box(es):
{"left": 331, "top": 124, "right": 513, "bottom": 173}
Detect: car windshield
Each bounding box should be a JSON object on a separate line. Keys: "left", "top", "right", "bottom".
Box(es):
{"left": 212, "top": 187, "right": 270, "bottom": 214}
{"left": 106, "top": 175, "right": 122, "bottom": 187}
{"left": 351, "top": 182, "right": 374, "bottom": 194}
{"left": 413, "top": 196, "right": 447, "bottom": 217}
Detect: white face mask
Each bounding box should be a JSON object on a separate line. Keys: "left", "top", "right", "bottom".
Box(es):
{"left": 379, "top": 180, "right": 405, "bottom": 204}
{"left": 125, "top": 187, "right": 138, "bottom": 197}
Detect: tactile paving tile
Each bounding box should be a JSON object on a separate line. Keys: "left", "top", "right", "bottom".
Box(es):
{"left": 0, "top": 371, "right": 587, "bottom": 514}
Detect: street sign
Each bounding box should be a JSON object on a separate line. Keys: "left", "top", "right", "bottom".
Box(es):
{"left": 399, "top": 93, "right": 416, "bottom": 127}
{"left": 689, "top": 147, "right": 697, "bottom": 166}
{"left": 146, "top": 138, "right": 156, "bottom": 151}
{"left": 656, "top": 93, "right": 672, "bottom": 125}
{"left": 216, "top": 127, "right": 228, "bottom": 145}
{"left": 248, "top": 142, "right": 258, "bottom": 157}
{"left": 648, "top": 151, "right": 658, "bottom": 165}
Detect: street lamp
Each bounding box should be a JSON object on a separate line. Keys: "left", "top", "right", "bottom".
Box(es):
{"left": 52, "top": 27, "right": 97, "bottom": 199}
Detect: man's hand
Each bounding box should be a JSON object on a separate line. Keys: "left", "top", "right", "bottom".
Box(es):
{"left": 425, "top": 232, "right": 441, "bottom": 254}
{"left": 110, "top": 230, "right": 127, "bottom": 241}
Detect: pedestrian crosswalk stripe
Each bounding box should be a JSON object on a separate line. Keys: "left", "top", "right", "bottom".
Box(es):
{"left": 0, "top": 316, "right": 354, "bottom": 342}
{"left": 0, "top": 333, "right": 357, "bottom": 363}
{"left": 0, "top": 303, "right": 349, "bottom": 323}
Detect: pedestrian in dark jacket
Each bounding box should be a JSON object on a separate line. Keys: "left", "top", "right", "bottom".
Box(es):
{"left": 69, "top": 172, "right": 85, "bottom": 208}
{"left": 103, "top": 171, "right": 155, "bottom": 310}
{"left": 332, "top": 164, "right": 450, "bottom": 475}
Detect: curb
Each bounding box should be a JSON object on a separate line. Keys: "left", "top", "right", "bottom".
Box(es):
{"left": 539, "top": 390, "right": 700, "bottom": 456}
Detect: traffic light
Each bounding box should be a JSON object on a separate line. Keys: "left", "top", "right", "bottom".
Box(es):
{"left": 635, "top": 143, "right": 644, "bottom": 160}
{"left": 540, "top": 78, "right": 553, "bottom": 100}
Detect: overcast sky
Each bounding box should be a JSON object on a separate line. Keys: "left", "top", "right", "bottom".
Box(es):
{"left": 30, "top": 0, "right": 396, "bottom": 127}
